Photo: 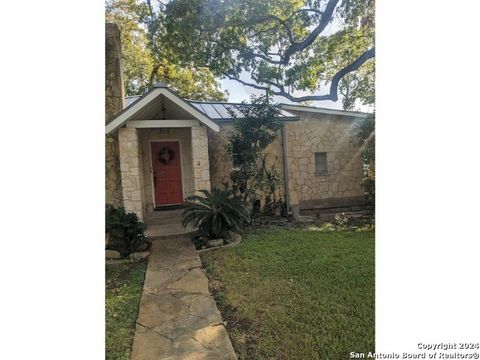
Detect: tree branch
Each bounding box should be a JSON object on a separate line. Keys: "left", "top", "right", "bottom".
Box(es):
{"left": 250, "top": 15, "right": 297, "bottom": 45}
{"left": 327, "top": 47, "right": 375, "bottom": 101}
{"left": 282, "top": 0, "right": 340, "bottom": 63}
{"left": 225, "top": 74, "right": 273, "bottom": 91}
{"left": 225, "top": 47, "right": 375, "bottom": 103}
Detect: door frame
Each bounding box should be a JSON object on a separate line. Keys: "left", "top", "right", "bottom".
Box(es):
{"left": 149, "top": 138, "right": 185, "bottom": 208}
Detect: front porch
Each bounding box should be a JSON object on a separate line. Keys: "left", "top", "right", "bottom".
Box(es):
{"left": 118, "top": 125, "right": 211, "bottom": 222}
{"left": 106, "top": 82, "right": 218, "bottom": 223}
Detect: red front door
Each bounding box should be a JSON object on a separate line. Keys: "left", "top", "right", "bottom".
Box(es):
{"left": 151, "top": 141, "right": 183, "bottom": 206}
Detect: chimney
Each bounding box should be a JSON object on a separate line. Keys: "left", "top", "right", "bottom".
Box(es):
{"left": 105, "top": 23, "right": 125, "bottom": 122}
{"left": 105, "top": 23, "right": 124, "bottom": 207}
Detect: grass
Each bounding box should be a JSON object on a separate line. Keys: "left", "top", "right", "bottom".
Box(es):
{"left": 105, "top": 262, "right": 146, "bottom": 360}
{"left": 201, "top": 228, "right": 375, "bottom": 360}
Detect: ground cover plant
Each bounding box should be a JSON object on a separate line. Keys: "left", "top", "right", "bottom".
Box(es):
{"left": 201, "top": 228, "right": 375, "bottom": 360}
{"left": 105, "top": 262, "right": 146, "bottom": 360}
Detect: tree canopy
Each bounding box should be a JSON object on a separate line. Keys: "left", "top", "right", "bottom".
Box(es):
{"left": 164, "top": 0, "right": 375, "bottom": 109}
{"left": 106, "top": 0, "right": 227, "bottom": 100}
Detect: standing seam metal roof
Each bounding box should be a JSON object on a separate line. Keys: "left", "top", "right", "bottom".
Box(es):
{"left": 123, "top": 96, "right": 298, "bottom": 121}
{"left": 189, "top": 101, "right": 297, "bottom": 120}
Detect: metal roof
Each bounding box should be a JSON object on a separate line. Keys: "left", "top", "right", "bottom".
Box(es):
{"left": 124, "top": 96, "right": 298, "bottom": 122}
{"left": 189, "top": 101, "right": 298, "bottom": 122}
{"left": 125, "top": 95, "right": 141, "bottom": 107}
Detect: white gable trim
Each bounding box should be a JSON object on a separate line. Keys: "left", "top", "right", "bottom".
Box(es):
{"left": 126, "top": 120, "right": 200, "bottom": 128}
{"left": 105, "top": 88, "right": 220, "bottom": 134}
{"left": 280, "top": 104, "right": 369, "bottom": 118}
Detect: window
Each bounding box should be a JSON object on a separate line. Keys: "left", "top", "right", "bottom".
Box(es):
{"left": 315, "top": 152, "right": 327, "bottom": 175}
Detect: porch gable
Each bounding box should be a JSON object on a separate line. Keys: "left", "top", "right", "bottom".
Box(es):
{"left": 105, "top": 82, "right": 220, "bottom": 134}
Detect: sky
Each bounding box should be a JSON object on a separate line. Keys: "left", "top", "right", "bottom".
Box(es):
{"left": 220, "top": 77, "right": 347, "bottom": 110}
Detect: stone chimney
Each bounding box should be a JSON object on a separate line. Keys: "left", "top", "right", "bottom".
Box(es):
{"left": 105, "top": 23, "right": 124, "bottom": 206}
{"left": 105, "top": 23, "right": 125, "bottom": 122}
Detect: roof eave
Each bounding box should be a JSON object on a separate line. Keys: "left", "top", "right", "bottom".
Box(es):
{"left": 279, "top": 103, "right": 371, "bottom": 118}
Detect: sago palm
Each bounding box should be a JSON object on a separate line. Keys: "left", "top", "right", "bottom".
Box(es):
{"left": 182, "top": 188, "right": 250, "bottom": 239}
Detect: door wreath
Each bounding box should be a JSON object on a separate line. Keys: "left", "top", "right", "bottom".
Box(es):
{"left": 158, "top": 147, "right": 175, "bottom": 165}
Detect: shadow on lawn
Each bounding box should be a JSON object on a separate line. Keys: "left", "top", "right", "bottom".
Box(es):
{"left": 205, "top": 266, "right": 262, "bottom": 358}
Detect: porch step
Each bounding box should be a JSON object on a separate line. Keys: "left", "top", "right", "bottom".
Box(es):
{"left": 144, "top": 208, "right": 184, "bottom": 226}
{"left": 145, "top": 224, "right": 197, "bottom": 240}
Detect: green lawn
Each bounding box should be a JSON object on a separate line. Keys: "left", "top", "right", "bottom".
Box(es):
{"left": 105, "top": 262, "right": 146, "bottom": 360}
{"left": 202, "top": 228, "right": 375, "bottom": 360}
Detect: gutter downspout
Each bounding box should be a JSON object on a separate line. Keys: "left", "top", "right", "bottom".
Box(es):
{"left": 281, "top": 124, "right": 291, "bottom": 215}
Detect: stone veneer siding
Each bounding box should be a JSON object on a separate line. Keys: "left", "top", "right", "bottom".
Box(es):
{"left": 207, "top": 112, "right": 364, "bottom": 214}
{"left": 191, "top": 126, "right": 212, "bottom": 194}
{"left": 118, "top": 128, "right": 145, "bottom": 221}
{"left": 105, "top": 23, "right": 124, "bottom": 206}
{"left": 285, "top": 111, "right": 364, "bottom": 214}
{"left": 138, "top": 128, "right": 195, "bottom": 211}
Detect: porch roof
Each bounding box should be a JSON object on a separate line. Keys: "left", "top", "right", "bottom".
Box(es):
{"left": 105, "top": 83, "right": 222, "bottom": 134}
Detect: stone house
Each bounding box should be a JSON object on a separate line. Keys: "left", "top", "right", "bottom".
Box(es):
{"left": 106, "top": 24, "right": 369, "bottom": 224}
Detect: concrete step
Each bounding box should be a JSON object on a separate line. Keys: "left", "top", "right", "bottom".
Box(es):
{"left": 144, "top": 208, "right": 184, "bottom": 226}
{"left": 146, "top": 208, "right": 184, "bottom": 218}
{"left": 145, "top": 222, "right": 197, "bottom": 240}
{"left": 145, "top": 217, "right": 183, "bottom": 226}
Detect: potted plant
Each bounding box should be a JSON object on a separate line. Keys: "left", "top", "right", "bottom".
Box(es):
{"left": 182, "top": 188, "right": 250, "bottom": 249}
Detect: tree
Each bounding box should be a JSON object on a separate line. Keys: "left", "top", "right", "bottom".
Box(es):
{"left": 105, "top": 0, "right": 227, "bottom": 100}
{"left": 226, "top": 94, "right": 283, "bottom": 210}
{"left": 352, "top": 114, "right": 375, "bottom": 206}
{"left": 164, "top": 0, "right": 375, "bottom": 109}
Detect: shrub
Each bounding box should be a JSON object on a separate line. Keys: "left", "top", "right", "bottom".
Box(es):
{"left": 182, "top": 188, "right": 250, "bottom": 239}
{"left": 106, "top": 204, "right": 146, "bottom": 254}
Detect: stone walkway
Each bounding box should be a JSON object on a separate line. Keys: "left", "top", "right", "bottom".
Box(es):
{"left": 131, "top": 237, "right": 237, "bottom": 360}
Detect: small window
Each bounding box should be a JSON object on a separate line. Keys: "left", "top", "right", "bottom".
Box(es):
{"left": 315, "top": 152, "right": 327, "bottom": 175}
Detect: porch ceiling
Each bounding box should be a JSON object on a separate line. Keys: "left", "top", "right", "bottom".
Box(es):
{"left": 129, "top": 95, "right": 197, "bottom": 120}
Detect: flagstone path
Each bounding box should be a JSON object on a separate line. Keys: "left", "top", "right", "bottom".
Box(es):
{"left": 131, "top": 237, "right": 237, "bottom": 360}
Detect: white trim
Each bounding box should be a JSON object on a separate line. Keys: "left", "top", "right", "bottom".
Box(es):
{"left": 148, "top": 139, "right": 186, "bottom": 208}
{"left": 126, "top": 120, "right": 200, "bottom": 128}
{"left": 280, "top": 104, "right": 370, "bottom": 118}
{"left": 106, "top": 90, "right": 160, "bottom": 134}
{"left": 105, "top": 88, "right": 220, "bottom": 134}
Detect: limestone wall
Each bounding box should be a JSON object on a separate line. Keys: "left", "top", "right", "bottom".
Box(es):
{"left": 118, "top": 128, "right": 145, "bottom": 221}
{"left": 105, "top": 23, "right": 124, "bottom": 207}
{"left": 207, "top": 127, "right": 231, "bottom": 188}
{"left": 284, "top": 111, "right": 364, "bottom": 212}
{"left": 138, "top": 128, "right": 195, "bottom": 211}
{"left": 207, "top": 112, "right": 364, "bottom": 213}
{"left": 191, "top": 126, "right": 212, "bottom": 194}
